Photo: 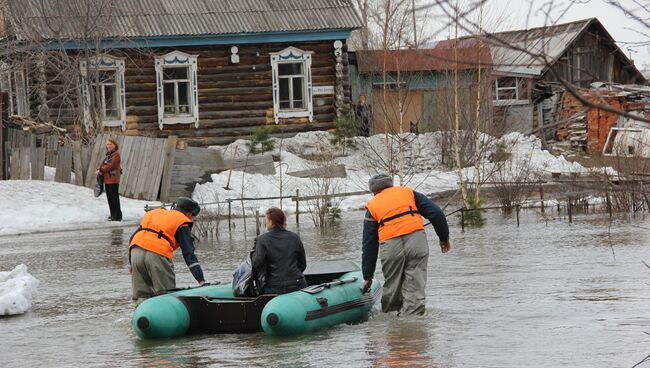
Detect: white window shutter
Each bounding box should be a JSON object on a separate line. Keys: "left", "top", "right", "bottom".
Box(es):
{"left": 306, "top": 53, "right": 313, "bottom": 122}
{"left": 79, "top": 60, "right": 91, "bottom": 131}
{"left": 155, "top": 58, "right": 164, "bottom": 130}
{"left": 116, "top": 59, "right": 126, "bottom": 131}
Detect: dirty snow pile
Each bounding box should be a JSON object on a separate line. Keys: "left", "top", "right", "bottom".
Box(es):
{"left": 0, "top": 264, "right": 39, "bottom": 316}
{"left": 193, "top": 131, "right": 593, "bottom": 216}
{"left": 0, "top": 180, "right": 159, "bottom": 236}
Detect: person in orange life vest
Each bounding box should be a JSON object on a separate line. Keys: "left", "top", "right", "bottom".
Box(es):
{"left": 361, "top": 174, "right": 451, "bottom": 315}
{"left": 128, "top": 197, "right": 205, "bottom": 305}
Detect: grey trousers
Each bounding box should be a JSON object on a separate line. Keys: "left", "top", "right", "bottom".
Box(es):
{"left": 379, "top": 230, "right": 429, "bottom": 315}
{"left": 130, "top": 246, "right": 176, "bottom": 305}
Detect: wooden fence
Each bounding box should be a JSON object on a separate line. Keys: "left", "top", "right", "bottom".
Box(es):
{"left": 84, "top": 134, "right": 174, "bottom": 201}
{"left": 3, "top": 129, "right": 277, "bottom": 202}
{"left": 5, "top": 129, "right": 87, "bottom": 183}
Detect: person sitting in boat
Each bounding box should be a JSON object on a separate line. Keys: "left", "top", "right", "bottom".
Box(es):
{"left": 128, "top": 197, "right": 205, "bottom": 305}
{"left": 252, "top": 207, "right": 307, "bottom": 295}
{"left": 362, "top": 174, "right": 451, "bottom": 315}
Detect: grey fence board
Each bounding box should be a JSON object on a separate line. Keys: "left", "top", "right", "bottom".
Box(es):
{"left": 72, "top": 142, "right": 84, "bottom": 186}
{"left": 148, "top": 139, "right": 167, "bottom": 200}
{"left": 54, "top": 146, "right": 72, "bottom": 184}
{"left": 159, "top": 136, "right": 178, "bottom": 202}
{"left": 84, "top": 134, "right": 106, "bottom": 188}
{"left": 9, "top": 149, "right": 18, "bottom": 179}
{"left": 31, "top": 147, "right": 45, "bottom": 180}
{"left": 19, "top": 147, "right": 30, "bottom": 179}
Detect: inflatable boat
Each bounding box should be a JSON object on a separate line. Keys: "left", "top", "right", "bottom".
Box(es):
{"left": 132, "top": 260, "right": 382, "bottom": 339}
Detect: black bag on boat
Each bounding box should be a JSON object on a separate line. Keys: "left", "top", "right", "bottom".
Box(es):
{"left": 232, "top": 249, "right": 265, "bottom": 297}
{"left": 94, "top": 173, "right": 104, "bottom": 197}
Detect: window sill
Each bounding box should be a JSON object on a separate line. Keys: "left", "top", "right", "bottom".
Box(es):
{"left": 493, "top": 100, "right": 530, "bottom": 106}
{"left": 159, "top": 116, "right": 198, "bottom": 129}
{"left": 277, "top": 110, "right": 309, "bottom": 118}
{"left": 102, "top": 120, "right": 123, "bottom": 128}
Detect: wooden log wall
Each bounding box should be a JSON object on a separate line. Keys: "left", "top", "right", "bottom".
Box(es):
{"left": 42, "top": 40, "right": 351, "bottom": 146}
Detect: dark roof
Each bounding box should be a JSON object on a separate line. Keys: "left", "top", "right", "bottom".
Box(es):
{"left": 437, "top": 18, "right": 644, "bottom": 82}
{"left": 436, "top": 18, "right": 594, "bottom": 76}
{"left": 7, "top": 0, "right": 362, "bottom": 40}
{"left": 356, "top": 48, "right": 492, "bottom": 73}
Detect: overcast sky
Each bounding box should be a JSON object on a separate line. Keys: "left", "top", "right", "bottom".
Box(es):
{"left": 428, "top": 0, "right": 650, "bottom": 70}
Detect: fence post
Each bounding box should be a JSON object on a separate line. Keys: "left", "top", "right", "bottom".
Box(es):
{"left": 295, "top": 189, "right": 300, "bottom": 225}
{"left": 539, "top": 182, "right": 545, "bottom": 213}
{"left": 567, "top": 196, "right": 573, "bottom": 223}
{"left": 460, "top": 207, "right": 465, "bottom": 231}
{"left": 255, "top": 210, "right": 260, "bottom": 236}
{"left": 241, "top": 198, "right": 247, "bottom": 235}
{"left": 516, "top": 204, "right": 520, "bottom": 227}
{"left": 227, "top": 200, "right": 232, "bottom": 233}
{"left": 606, "top": 191, "right": 612, "bottom": 218}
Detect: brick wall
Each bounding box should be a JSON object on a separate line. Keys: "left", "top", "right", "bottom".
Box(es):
{"left": 560, "top": 90, "right": 625, "bottom": 153}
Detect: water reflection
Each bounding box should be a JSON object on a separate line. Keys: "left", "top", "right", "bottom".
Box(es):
{"left": 372, "top": 316, "right": 439, "bottom": 368}
{"left": 108, "top": 228, "right": 126, "bottom": 268}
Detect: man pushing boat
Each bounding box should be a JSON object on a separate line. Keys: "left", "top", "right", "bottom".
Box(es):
{"left": 362, "top": 174, "right": 451, "bottom": 315}
{"left": 128, "top": 197, "right": 206, "bottom": 305}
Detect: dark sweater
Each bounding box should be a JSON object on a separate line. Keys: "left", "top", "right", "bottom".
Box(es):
{"left": 252, "top": 227, "right": 307, "bottom": 287}
{"left": 362, "top": 190, "right": 449, "bottom": 280}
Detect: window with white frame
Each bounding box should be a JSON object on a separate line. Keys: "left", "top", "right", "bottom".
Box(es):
{"left": 163, "top": 67, "right": 191, "bottom": 116}
{"left": 493, "top": 76, "right": 529, "bottom": 105}
{"left": 270, "top": 47, "right": 313, "bottom": 123}
{"left": 0, "top": 65, "right": 29, "bottom": 117}
{"left": 80, "top": 56, "right": 126, "bottom": 130}
{"left": 155, "top": 51, "right": 199, "bottom": 129}
{"left": 278, "top": 63, "right": 305, "bottom": 110}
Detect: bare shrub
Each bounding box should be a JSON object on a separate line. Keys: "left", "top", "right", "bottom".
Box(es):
{"left": 303, "top": 148, "right": 344, "bottom": 228}
{"left": 192, "top": 192, "right": 224, "bottom": 239}
{"left": 491, "top": 142, "right": 544, "bottom": 209}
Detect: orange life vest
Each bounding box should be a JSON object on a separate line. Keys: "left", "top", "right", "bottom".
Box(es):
{"left": 129, "top": 208, "right": 193, "bottom": 260}
{"left": 366, "top": 186, "right": 424, "bottom": 242}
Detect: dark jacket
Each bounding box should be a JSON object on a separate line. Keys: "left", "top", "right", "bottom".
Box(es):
{"left": 252, "top": 227, "right": 307, "bottom": 288}
{"left": 362, "top": 190, "right": 449, "bottom": 280}
{"left": 99, "top": 150, "right": 121, "bottom": 185}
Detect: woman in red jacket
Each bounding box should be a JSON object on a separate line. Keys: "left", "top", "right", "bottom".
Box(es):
{"left": 96, "top": 138, "right": 122, "bottom": 221}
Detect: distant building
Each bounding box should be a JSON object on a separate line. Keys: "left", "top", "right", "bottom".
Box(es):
{"left": 0, "top": 0, "right": 362, "bottom": 146}
{"left": 439, "top": 18, "right": 646, "bottom": 135}
{"left": 351, "top": 47, "right": 492, "bottom": 135}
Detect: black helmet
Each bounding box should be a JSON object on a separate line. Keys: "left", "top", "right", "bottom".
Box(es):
{"left": 174, "top": 197, "right": 201, "bottom": 216}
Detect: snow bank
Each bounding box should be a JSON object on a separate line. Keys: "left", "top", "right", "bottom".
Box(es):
{"left": 195, "top": 131, "right": 591, "bottom": 216}
{"left": 0, "top": 264, "right": 39, "bottom": 316}
{"left": 0, "top": 180, "right": 159, "bottom": 236}
{"left": 498, "top": 133, "right": 586, "bottom": 174}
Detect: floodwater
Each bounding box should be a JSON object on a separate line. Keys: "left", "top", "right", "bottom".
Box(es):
{"left": 1, "top": 210, "right": 650, "bottom": 367}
